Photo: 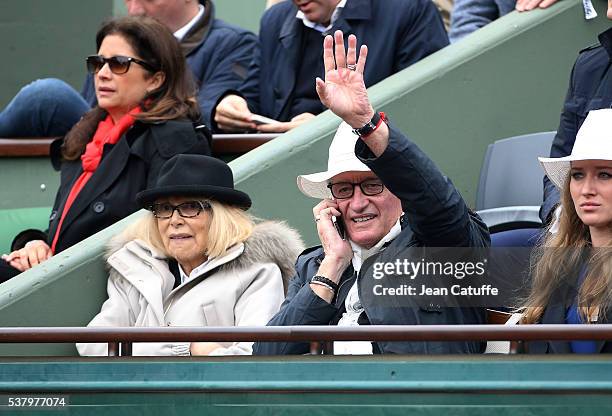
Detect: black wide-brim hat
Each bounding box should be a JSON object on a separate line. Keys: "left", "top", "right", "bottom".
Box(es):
{"left": 136, "top": 154, "right": 252, "bottom": 209}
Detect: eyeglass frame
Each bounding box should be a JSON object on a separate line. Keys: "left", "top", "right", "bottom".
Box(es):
{"left": 147, "top": 200, "right": 211, "bottom": 219}
{"left": 326, "top": 178, "right": 385, "bottom": 199}
{"left": 86, "top": 54, "right": 158, "bottom": 75}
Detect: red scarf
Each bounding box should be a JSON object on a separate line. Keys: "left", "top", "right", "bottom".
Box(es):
{"left": 50, "top": 107, "right": 141, "bottom": 253}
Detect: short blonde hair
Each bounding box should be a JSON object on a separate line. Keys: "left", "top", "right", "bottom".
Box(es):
{"left": 120, "top": 200, "right": 254, "bottom": 259}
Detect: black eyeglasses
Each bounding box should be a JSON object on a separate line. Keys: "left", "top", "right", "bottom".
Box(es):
{"left": 327, "top": 179, "right": 385, "bottom": 199}
{"left": 148, "top": 200, "right": 211, "bottom": 219}
{"left": 86, "top": 55, "right": 157, "bottom": 75}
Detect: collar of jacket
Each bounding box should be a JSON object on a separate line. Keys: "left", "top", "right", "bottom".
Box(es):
{"left": 279, "top": 0, "right": 372, "bottom": 45}
{"left": 108, "top": 220, "right": 305, "bottom": 293}
{"left": 313, "top": 213, "right": 409, "bottom": 263}
{"left": 598, "top": 27, "right": 612, "bottom": 61}
{"left": 180, "top": 0, "right": 213, "bottom": 57}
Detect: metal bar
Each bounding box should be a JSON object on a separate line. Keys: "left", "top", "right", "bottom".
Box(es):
{"left": 120, "top": 342, "right": 132, "bottom": 357}
{"left": 0, "top": 134, "right": 280, "bottom": 158}
{"left": 107, "top": 342, "right": 119, "bottom": 357}
{"left": 0, "top": 325, "right": 612, "bottom": 343}
{"left": 0, "top": 138, "right": 55, "bottom": 157}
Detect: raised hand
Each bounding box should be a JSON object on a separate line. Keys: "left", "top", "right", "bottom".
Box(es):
{"left": 315, "top": 30, "right": 374, "bottom": 129}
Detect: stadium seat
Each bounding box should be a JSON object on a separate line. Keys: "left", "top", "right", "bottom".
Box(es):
{"left": 475, "top": 131, "right": 555, "bottom": 233}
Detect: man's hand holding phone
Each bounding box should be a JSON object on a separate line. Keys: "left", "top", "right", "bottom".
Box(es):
{"left": 311, "top": 199, "right": 352, "bottom": 303}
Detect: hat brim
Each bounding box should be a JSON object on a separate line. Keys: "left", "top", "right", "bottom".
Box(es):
{"left": 297, "top": 165, "right": 371, "bottom": 199}
{"left": 539, "top": 152, "right": 612, "bottom": 189}
{"left": 136, "top": 185, "right": 252, "bottom": 210}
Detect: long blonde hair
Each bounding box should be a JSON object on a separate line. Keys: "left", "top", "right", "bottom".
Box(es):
{"left": 521, "top": 177, "right": 612, "bottom": 324}
{"left": 121, "top": 200, "right": 254, "bottom": 260}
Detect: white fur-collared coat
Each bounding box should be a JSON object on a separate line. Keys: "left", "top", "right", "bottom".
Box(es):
{"left": 77, "top": 221, "right": 303, "bottom": 356}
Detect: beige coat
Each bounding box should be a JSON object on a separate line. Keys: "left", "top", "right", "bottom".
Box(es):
{"left": 77, "top": 221, "right": 303, "bottom": 356}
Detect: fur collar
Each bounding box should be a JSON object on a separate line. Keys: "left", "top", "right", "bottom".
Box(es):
{"left": 109, "top": 220, "right": 304, "bottom": 293}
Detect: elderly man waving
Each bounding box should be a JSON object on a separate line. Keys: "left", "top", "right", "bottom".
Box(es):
{"left": 254, "top": 31, "right": 490, "bottom": 356}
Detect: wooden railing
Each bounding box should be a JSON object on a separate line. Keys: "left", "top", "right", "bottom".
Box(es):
{"left": 1, "top": 325, "right": 611, "bottom": 356}
{"left": 0, "top": 134, "right": 279, "bottom": 157}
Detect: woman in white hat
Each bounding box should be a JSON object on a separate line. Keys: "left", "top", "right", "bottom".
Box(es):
{"left": 521, "top": 108, "right": 612, "bottom": 353}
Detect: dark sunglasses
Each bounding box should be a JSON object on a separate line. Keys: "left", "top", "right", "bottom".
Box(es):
{"left": 148, "top": 200, "right": 211, "bottom": 219}
{"left": 327, "top": 179, "right": 385, "bottom": 199}
{"left": 86, "top": 55, "right": 157, "bottom": 75}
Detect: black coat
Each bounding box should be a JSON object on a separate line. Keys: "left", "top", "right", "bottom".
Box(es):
{"left": 253, "top": 124, "right": 490, "bottom": 355}
{"left": 541, "top": 27, "right": 612, "bottom": 222}
{"left": 46, "top": 119, "right": 211, "bottom": 254}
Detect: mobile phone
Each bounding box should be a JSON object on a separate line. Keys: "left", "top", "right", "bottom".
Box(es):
{"left": 251, "top": 114, "right": 278, "bottom": 125}
{"left": 332, "top": 215, "right": 346, "bottom": 240}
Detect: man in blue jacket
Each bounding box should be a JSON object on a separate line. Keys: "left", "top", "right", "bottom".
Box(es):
{"left": 253, "top": 31, "right": 489, "bottom": 355}
{"left": 0, "top": 0, "right": 256, "bottom": 136}
{"left": 213, "top": 0, "right": 448, "bottom": 133}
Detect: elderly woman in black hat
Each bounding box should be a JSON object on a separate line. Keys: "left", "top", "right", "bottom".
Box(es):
{"left": 77, "top": 154, "right": 303, "bottom": 356}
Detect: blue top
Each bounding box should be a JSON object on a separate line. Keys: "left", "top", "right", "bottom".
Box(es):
{"left": 565, "top": 267, "right": 597, "bottom": 354}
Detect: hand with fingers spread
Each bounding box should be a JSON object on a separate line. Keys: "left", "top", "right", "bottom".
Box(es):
{"left": 214, "top": 94, "right": 257, "bottom": 132}
{"left": 315, "top": 30, "right": 375, "bottom": 129}
{"left": 2, "top": 240, "right": 53, "bottom": 272}
{"left": 515, "top": 0, "right": 559, "bottom": 12}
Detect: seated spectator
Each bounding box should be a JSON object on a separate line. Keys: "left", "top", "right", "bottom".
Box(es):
{"left": 449, "top": 0, "right": 560, "bottom": 43}
{"left": 267, "top": 0, "right": 453, "bottom": 30}
{"left": 77, "top": 154, "right": 304, "bottom": 356}
{"left": 213, "top": 0, "right": 448, "bottom": 133}
{"left": 0, "top": 16, "right": 211, "bottom": 282}
{"left": 521, "top": 109, "right": 612, "bottom": 353}
{"left": 541, "top": 23, "right": 612, "bottom": 224}
{"left": 0, "top": 0, "right": 256, "bottom": 137}
{"left": 253, "top": 31, "right": 489, "bottom": 356}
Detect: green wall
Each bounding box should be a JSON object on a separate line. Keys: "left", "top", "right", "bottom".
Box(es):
{"left": 1, "top": 357, "right": 612, "bottom": 415}
{"left": 1, "top": 0, "right": 268, "bottom": 108}
{"left": 0, "top": 1, "right": 113, "bottom": 108}
{"left": 214, "top": 0, "right": 267, "bottom": 34}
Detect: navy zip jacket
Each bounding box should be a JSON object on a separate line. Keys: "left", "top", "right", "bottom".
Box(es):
{"left": 254, "top": 124, "right": 490, "bottom": 355}
{"left": 239, "top": 0, "right": 448, "bottom": 122}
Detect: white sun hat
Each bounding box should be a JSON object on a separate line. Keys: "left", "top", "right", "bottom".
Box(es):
{"left": 539, "top": 108, "right": 612, "bottom": 189}
{"left": 297, "top": 122, "right": 371, "bottom": 199}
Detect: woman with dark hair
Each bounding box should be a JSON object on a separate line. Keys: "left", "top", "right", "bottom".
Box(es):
{"left": 521, "top": 109, "right": 612, "bottom": 353}
{"left": 1, "top": 16, "right": 211, "bottom": 280}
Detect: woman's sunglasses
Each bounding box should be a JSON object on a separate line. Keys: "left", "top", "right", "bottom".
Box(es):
{"left": 86, "top": 55, "right": 157, "bottom": 75}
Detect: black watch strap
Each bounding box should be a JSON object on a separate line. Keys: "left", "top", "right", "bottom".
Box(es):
{"left": 352, "top": 112, "right": 386, "bottom": 138}
{"left": 311, "top": 275, "right": 339, "bottom": 293}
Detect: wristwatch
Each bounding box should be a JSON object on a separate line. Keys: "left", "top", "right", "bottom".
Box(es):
{"left": 352, "top": 112, "right": 387, "bottom": 138}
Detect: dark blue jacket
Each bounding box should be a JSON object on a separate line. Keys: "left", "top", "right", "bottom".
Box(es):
{"left": 526, "top": 269, "right": 612, "bottom": 354}
{"left": 541, "top": 27, "right": 612, "bottom": 222}
{"left": 240, "top": 0, "right": 449, "bottom": 121}
{"left": 82, "top": 0, "right": 257, "bottom": 129}
{"left": 253, "top": 124, "right": 490, "bottom": 355}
